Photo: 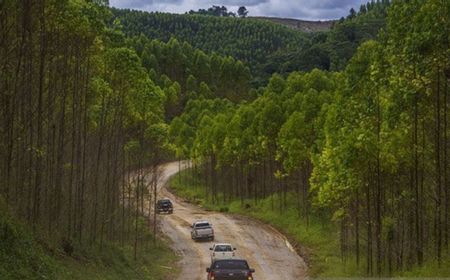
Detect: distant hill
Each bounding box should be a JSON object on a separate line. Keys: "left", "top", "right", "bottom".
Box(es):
{"left": 112, "top": 4, "right": 388, "bottom": 85}
{"left": 111, "top": 9, "right": 312, "bottom": 85}
{"left": 249, "top": 17, "right": 335, "bottom": 33}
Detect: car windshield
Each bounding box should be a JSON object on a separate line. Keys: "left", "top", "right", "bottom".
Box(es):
{"left": 195, "top": 222, "right": 210, "bottom": 228}
{"left": 214, "top": 245, "right": 232, "bottom": 252}
{"left": 212, "top": 260, "right": 249, "bottom": 269}
{"left": 159, "top": 200, "right": 171, "bottom": 204}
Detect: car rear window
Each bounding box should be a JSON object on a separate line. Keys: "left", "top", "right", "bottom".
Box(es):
{"left": 195, "top": 222, "right": 210, "bottom": 228}
{"left": 213, "top": 260, "right": 249, "bottom": 269}
{"left": 214, "top": 245, "right": 232, "bottom": 252}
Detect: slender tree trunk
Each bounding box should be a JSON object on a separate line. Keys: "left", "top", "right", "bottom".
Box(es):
{"left": 355, "top": 188, "right": 360, "bottom": 267}
{"left": 434, "top": 66, "right": 442, "bottom": 265}
{"left": 367, "top": 166, "right": 373, "bottom": 276}
{"left": 443, "top": 73, "right": 448, "bottom": 251}
{"left": 414, "top": 91, "right": 423, "bottom": 265}
{"left": 375, "top": 88, "right": 382, "bottom": 275}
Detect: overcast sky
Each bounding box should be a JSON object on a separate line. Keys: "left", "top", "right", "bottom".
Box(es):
{"left": 109, "top": 0, "right": 369, "bottom": 21}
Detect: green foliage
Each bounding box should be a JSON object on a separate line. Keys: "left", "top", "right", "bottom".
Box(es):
{"left": 2, "top": 0, "right": 448, "bottom": 277}
{"left": 0, "top": 199, "right": 57, "bottom": 279}
{"left": 0, "top": 0, "right": 177, "bottom": 278}
{"left": 126, "top": 36, "right": 252, "bottom": 117}
{"left": 171, "top": 69, "right": 338, "bottom": 169}
{"left": 169, "top": 0, "right": 450, "bottom": 276}
{"left": 0, "top": 199, "right": 178, "bottom": 280}
{"left": 112, "top": 9, "right": 308, "bottom": 71}
{"left": 112, "top": 3, "right": 387, "bottom": 85}
{"left": 327, "top": 0, "right": 389, "bottom": 71}
{"left": 188, "top": 5, "right": 237, "bottom": 17}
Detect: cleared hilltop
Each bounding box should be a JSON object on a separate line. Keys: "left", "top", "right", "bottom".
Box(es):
{"left": 250, "top": 16, "right": 335, "bottom": 32}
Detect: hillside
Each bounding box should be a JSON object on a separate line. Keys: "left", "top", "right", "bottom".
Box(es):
{"left": 112, "top": 7, "right": 387, "bottom": 85}
{"left": 249, "top": 16, "right": 334, "bottom": 33}
{"left": 112, "top": 8, "right": 310, "bottom": 85}
{"left": 0, "top": 198, "right": 178, "bottom": 280}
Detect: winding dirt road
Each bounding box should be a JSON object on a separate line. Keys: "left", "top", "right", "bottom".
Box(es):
{"left": 156, "top": 162, "right": 308, "bottom": 280}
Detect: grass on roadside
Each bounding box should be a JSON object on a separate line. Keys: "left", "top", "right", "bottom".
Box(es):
{"left": 0, "top": 197, "right": 179, "bottom": 280}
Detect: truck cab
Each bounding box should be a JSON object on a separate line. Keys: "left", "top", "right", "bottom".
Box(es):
{"left": 156, "top": 199, "right": 173, "bottom": 214}
{"left": 191, "top": 220, "right": 214, "bottom": 241}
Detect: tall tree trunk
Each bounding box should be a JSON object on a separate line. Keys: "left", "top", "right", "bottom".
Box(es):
{"left": 414, "top": 90, "right": 423, "bottom": 265}
{"left": 435, "top": 66, "right": 442, "bottom": 265}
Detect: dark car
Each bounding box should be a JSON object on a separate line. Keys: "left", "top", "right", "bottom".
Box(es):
{"left": 206, "top": 259, "right": 255, "bottom": 280}
{"left": 156, "top": 199, "right": 173, "bottom": 214}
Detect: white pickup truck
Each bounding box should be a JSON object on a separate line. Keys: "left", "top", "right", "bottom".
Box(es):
{"left": 210, "top": 243, "right": 236, "bottom": 262}
{"left": 191, "top": 220, "right": 214, "bottom": 241}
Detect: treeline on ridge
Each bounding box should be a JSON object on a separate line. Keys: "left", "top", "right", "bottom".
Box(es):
{"left": 112, "top": 0, "right": 389, "bottom": 85}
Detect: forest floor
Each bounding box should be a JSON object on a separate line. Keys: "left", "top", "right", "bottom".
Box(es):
{"left": 157, "top": 162, "right": 308, "bottom": 280}
{"left": 167, "top": 168, "right": 450, "bottom": 278}
{"left": 0, "top": 198, "right": 178, "bottom": 280}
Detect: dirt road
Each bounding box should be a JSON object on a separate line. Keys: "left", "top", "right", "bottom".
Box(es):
{"left": 156, "top": 162, "right": 308, "bottom": 280}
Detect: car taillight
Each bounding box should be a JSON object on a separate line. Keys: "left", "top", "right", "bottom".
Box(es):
{"left": 209, "top": 271, "right": 215, "bottom": 280}
{"left": 232, "top": 252, "right": 235, "bottom": 257}
{"left": 211, "top": 228, "right": 214, "bottom": 234}
{"left": 247, "top": 271, "right": 253, "bottom": 280}
{"left": 213, "top": 252, "right": 215, "bottom": 257}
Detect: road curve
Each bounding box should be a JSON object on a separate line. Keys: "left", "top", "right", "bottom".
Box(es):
{"left": 156, "top": 162, "right": 308, "bottom": 280}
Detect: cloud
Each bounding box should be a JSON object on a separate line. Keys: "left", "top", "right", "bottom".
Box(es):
{"left": 111, "top": 0, "right": 183, "bottom": 10}
{"left": 212, "top": 0, "right": 269, "bottom": 6}
{"left": 109, "top": 0, "right": 368, "bottom": 20}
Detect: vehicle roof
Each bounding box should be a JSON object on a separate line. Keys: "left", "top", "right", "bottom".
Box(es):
{"left": 213, "top": 243, "right": 232, "bottom": 246}
{"left": 158, "top": 199, "right": 171, "bottom": 202}
{"left": 194, "top": 220, "right": 210, "bottom": 224}
{"left": 212, "top": 259, "right": 247, "bottom": 263}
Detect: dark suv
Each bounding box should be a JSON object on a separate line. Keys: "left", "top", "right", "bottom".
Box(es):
{"left": 156, "top": 199, "right": 173, "bottom": 214}
{"left": 206, "top": 259, "right": 255, "bottom": 280}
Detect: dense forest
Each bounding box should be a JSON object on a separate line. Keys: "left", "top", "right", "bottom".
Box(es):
{"left": 126, "top": 36, "right": 252, "bottom": 109}
{"left": 0, "top": 1, "right": 181, "bottom": 278}
{"left": 0, "top": 0, "right": 449, "bottom": 278}
{"left": 169, "top": 0, "right": 450, "bottom": 276}
{"left": 112, "top": 0, "right": 389, "bottom": 85}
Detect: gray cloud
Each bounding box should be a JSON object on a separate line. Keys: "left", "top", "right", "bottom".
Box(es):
{"left": 110, "top": 0, "right": 369, "bottom": 20}
{"left": 210, "top": 0, "right": 269, "bottom": 6}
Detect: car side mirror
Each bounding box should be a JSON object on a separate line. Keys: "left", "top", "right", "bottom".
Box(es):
{"left": 206, "top": 268, "right": 210, "bottom": 273}
{"left": 250, "top": 269, "right": 255, "bottom": 273}
{"left": 209, "top": 248, "right": 213, "bottom": 250}
{"left": 233, "top": 248, "right": 236, "bottom": 250}
{"left": 190, "top": 225, "right": 193, "bottom": 228}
